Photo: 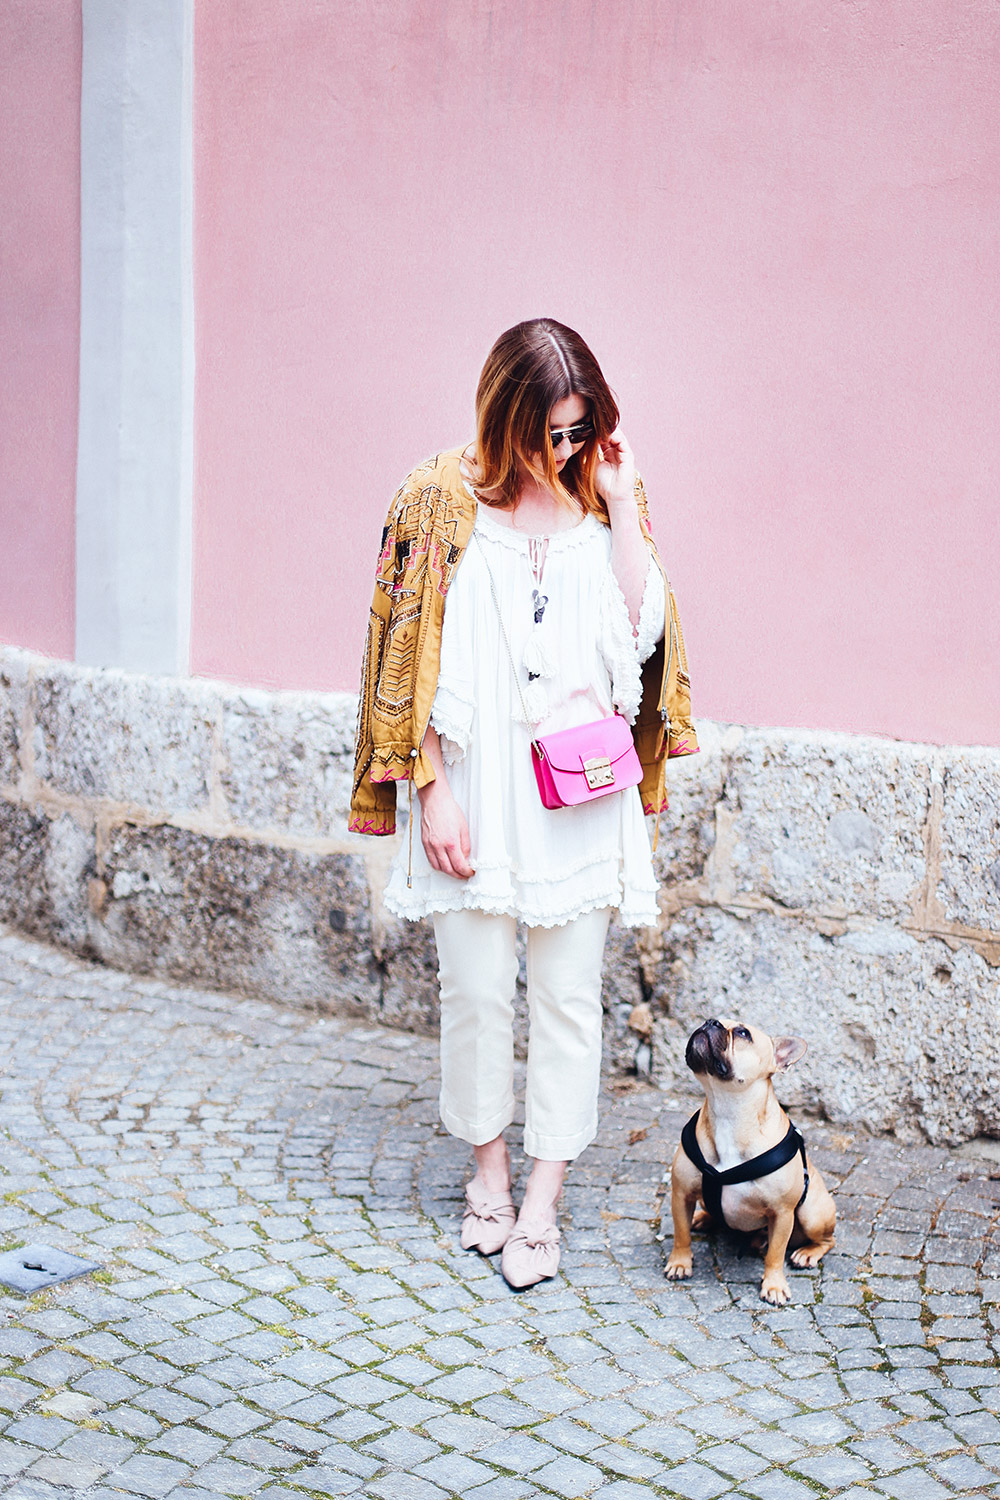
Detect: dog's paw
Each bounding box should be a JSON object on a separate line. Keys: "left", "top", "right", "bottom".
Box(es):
{"left": 691, "top": 1208, "right": 712, "bottom": 1231}
{"left": 665, "top": 1252, "right": 693, "bottom": 1280}
{"left": 759, "top": 1274, "right": 791, "bottom": 1305}
{"left": 790, "top": 1241, "right": 831, "bottom": 1268}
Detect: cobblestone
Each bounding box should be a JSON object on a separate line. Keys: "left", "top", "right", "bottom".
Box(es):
{"left": 0, "top": 925, "right": 999, "bottom": 1498}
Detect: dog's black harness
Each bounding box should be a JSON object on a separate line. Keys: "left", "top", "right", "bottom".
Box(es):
{"left": 680, "top": 1110, "right": 810, "bottom": 1230}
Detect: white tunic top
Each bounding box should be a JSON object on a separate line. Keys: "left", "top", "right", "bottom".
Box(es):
{"left": 383, "top": 502, "right": 666, "bottom": 928}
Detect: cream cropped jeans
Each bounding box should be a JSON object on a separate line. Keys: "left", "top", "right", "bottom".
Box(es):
{"left": 432, "top": 906, "right": 612, "bottom": 1162}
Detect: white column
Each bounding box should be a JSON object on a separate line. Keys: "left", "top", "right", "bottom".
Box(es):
{"left": 75, "top": 0, "right": 194, "bottom": 675}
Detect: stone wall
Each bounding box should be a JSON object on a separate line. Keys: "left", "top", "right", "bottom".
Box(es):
{"left": 1, "top": 643, "right": 998, "bottom": 1144}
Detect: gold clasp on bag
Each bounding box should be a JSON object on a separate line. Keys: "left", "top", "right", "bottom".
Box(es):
{"left": 583, "top": 756, "right": 614, "bottom": 791}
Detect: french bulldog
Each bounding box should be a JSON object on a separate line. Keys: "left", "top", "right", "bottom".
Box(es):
{"left": 665, "top": 1017, "right": 836, "bottom": 1305}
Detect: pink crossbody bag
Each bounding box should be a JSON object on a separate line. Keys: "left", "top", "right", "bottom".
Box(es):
{"left": 475, "top": 536, "right": 643, "bottom": 809}
{"left": 530, "top": 712, "right": 642, "bottom": 809}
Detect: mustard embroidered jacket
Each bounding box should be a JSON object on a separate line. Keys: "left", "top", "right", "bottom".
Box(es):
{"left": 349, "top": 446, "right": 698, "bottom": 836}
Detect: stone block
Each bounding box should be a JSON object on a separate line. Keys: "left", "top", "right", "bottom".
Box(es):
{"left": 376, "top": 911, "right": 439, "bottom": 1030}
{"left": 602, "top": 918, "right": 648, "bottom": 1073}
{"left": 0, "top": 799, "right": 55, "bottom": 936}
{"left": 653, "top": 719, "right": 732, "bottom": 887}
{"left": 650, "top": 907, "right": 1000, "bottom": 1142}
{"left": 43, "top": 811, "right": 96, "bottom": 948}
{"left": 32, "top": 658, "right": 213, "bottom": 813}
{"left": 937, "top": 749, "right": 1000, "bottom": 931}
{"left": 218, "top": 687, "right": 359, "bottom": 840}
{"left": 93, "top": 822, "right": 381, "bottom": 1012}
{"left": 722, "top": 728, "right": 930, "bottom": 921}
{"left": 0, "top": 648, "right": 31, "bottom": 788}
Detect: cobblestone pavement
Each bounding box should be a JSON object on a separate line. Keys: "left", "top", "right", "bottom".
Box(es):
{"left": 0, "top": 925, "right": 999, "bottom": 1500}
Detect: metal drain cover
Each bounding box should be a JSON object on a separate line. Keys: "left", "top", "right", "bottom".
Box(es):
{"left": 0, "top": 1244, "right": 102, "bottom": 1294}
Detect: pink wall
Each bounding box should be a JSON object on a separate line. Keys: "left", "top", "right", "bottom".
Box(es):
{"left": 0, "top": 2, "right": 80, "bottom": 659}
{"left": 194, "top": 1, "right": 999, "bottom": 746}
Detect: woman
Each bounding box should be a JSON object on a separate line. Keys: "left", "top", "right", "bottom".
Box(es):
{"left": 351, "top": 319, "right": 697, "bottom": 1287}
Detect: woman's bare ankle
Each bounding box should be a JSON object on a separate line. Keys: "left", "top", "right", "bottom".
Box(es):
{"left": 471, "top": 1136, "right": 511, "bottom": 1195}
{"left": 517, "top": 1158, "right": 567, "bottom": 1229}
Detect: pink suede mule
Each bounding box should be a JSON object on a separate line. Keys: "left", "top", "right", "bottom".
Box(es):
{"left": 461, "top": 1181, "right": 517, "bottom": 1256}
{"left": 500, "top": 1222, "right": 561, "bottom": 1289}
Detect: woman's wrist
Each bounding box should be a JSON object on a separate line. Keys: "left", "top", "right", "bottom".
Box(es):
{"left": 418, "top": 774, "right": 450, "bottom": 807}
{"left": 604, "top": 494, "right": 641, "bottom": 526}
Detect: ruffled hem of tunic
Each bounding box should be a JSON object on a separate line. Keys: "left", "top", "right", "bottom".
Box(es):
{"left": 384, "top": 855, "right": 659, "bottom": 930}
{"left": 384, "top": 885, "right": 659, "bottom": 930}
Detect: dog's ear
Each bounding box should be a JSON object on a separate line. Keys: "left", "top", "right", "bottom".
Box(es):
{"left": 773, "top": 1036, "right": 807, "bottom": 1072}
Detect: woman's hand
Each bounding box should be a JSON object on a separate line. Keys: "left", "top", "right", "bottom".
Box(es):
{"left": 595, "top": 427, "right": 637, "bottom": 510}
{"left": 418, "top": 778, "right": 475, "bottom": 880}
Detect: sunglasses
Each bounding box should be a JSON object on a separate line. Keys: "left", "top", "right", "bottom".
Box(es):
{"left": 549, "top": 420, "right": 595, "bottom": 448}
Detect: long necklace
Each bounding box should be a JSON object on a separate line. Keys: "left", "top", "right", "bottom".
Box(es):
{"left": 521, "top": 533, "right": 556, "bottom": 712}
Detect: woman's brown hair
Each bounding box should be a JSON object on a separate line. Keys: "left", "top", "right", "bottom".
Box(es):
{"left": 471, "top": 319, "right": 619, "bottom": 518}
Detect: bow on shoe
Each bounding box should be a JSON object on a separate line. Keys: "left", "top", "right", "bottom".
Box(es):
{"left": 461, "top": 1183, "right": 517, "bottom": 1255}
{"left": 500, "top": 1223, "right": 561, "bottom": 1289}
